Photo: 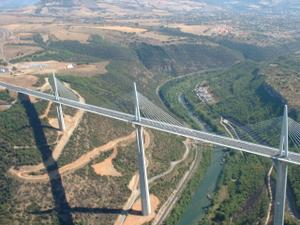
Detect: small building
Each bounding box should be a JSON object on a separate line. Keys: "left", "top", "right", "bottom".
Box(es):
{"left": 67, "top": 64, "right": 74, "bottom": 69}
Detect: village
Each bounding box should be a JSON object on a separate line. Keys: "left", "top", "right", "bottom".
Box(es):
{"left": 194, "top": 83, "right": 216, "bottom": 104}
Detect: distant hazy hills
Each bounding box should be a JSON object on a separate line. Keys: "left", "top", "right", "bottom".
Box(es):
{"left": 198, "top": 0, "right": 300, "bottom": 11}
{"left": 1, "top": 0, "right": 299, "bottom": 12}
{"left": 0, "top": 0, "right": 40, "bottom": 9}
{"left": 39, "top": 0, "right": 75, "bottom": 6}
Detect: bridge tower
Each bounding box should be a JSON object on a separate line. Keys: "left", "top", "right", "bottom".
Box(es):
{"left": 133, "top": 82, "right": 151, "bottom": 216}
{"left": 274, "top": 105, "right": 289, "bottom": 225}
{"left": 53, "top": 73, "right": 66, "bottom": 131}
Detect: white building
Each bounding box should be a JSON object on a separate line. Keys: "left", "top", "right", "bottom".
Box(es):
{"left": 67, "top": 64, "right": 74, "bottom": 69}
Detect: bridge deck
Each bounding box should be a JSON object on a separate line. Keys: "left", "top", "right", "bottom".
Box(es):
{"left": 1, "top": 81, "right": 300, "bottom": 165}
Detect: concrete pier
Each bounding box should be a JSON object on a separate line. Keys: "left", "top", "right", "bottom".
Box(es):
{"left": 134, "top": 82, "right": 151, "bottom": 216}
{"left": 274, "top": 105, "right": 289, "bottom": 225}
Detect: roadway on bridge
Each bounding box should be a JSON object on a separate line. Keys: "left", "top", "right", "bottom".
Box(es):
{"left": 1, "top": 81, "right": 300, "bottom": 166}
{"left": 1, "top": 79, "right": 201, "bottom": 225}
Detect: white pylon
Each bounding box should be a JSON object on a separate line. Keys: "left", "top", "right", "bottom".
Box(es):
{"left": 134, "top": 82, "right": 151, "bottom": 216}
{"left": 274, "top": 105, "right": 289, "bottom": 225}
{"left": 53, "top": 73, "right": 65, "bottom": 131}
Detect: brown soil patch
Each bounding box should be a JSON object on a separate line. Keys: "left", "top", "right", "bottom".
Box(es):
{"left": 92, "top": 147, "right": 122, "bottom": 177}
{"left": 53, "top": 30, "right": 90, "bottom": 43}
{"left": 74, "top": 25, "right": 147, "bottom": 33}
{"left": 0, "top": 104, "right": 11, "bottom": 111}
{"left": 40, "top": 101, "right": 53, "bottom": 119}
{"left": 38, "top": 78, "right": 51, "bottom": 92}
{"left": 0, "top": 11, "right": 55, "bottom": 25}
{"left": 0, "top": 74, "right": 39, "bottom": 103}
{"left": 59, "top": 62, "right": 109, "bottom": 76}
{"left": 2, "top": 23, "right": 88, "bottom": 44}
{"left": 143, "top": 129, "right": 151, "bottom": 148}
{"left": 4, "top": 44, "right": 43, "bottom": 60}
{"left": 48, "top": 114, "right": 73, "bottom": 131}
{"left": 0, "top": 15, "right": 24, "bottom": 25}
{"left": 169, "top": 24, "right": 234, "bottom": 36}
{"left": 2, "top": 23, "right": 43, "bottom": 32}
{"left": 128, "top": 174, "right": 139, "bottom": 192}
{"left": 13, "top": 60, "right": 109, "bottom": 77}
{"left": 123, "top": 194, "right": 160, "bottom": 225}
{"left": 9, "top": 132, "right": 136, "bottom": 182}
{"left": 69, "top": 7, "right": 99, "bottom": 18}
{"left": 0, "top": 74, "right": 38, "bottom": 88}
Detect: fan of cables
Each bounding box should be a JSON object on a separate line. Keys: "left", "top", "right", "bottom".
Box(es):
{"left": 288, "top": 118, "right": 300, "bottom": 150}
{"left": 224, "top": 117, "right": 283, "bottom": 148}
{"left": 137, "top": 92, "right": 183, "bottom": 127}
{"left": 49, "top": 77, "right": 79, "bottom": 101}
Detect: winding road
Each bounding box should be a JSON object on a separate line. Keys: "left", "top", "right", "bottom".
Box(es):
{"left": 152, "top": 141, "right": 199, "bottom": 225}
{"left": 9, "top": 82, "right": 85, "bottom": 181}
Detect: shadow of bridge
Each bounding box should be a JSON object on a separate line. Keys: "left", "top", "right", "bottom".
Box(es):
{"left": 19, "top": 94, "right": 74, "bottom": 225}
{"left": 19, "top": 94, "right": 141, "bottom": 224}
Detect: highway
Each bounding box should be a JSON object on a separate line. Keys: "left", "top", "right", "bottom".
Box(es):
{"left": 1, "top": 81, "right": 300, "bottom": 165}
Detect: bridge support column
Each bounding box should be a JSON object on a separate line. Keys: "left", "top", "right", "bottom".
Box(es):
{"left": 274, "top": 160, "right": 288, "bottom": 225}
{"left": 133, "top": 82, "right": 151, "bottom": 216}
{"left": 53, "top": 73, "right": 65, "bottom": 131}
{"left": 274, "top": 105, "right": 289, "bottom": 225}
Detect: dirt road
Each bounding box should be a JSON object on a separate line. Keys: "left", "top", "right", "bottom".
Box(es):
{"left": 9, "top": 83, "right": 85, "bottom": 180}
{"left": 114, "top": 129, "right": 151, "bottom": 225}
{"left": 9, "top": 122, "right": 151, "bottom": 183}
{"left": 151, "top": 141, "right": 198, "bottom": 225}
{"left": 148, "top": 139, "right": 191, "bottom": 183}
{"left": 115, "top": 139, "right": 193, "bottom": 225}
{"left": 9, "top": 132, "right": 137, "bottom": 182}
{"left": 265, "top": 165, "right": 274, "bottom": 225}
{"left": 92, "top": 147, "right": 122, "bottom": 176}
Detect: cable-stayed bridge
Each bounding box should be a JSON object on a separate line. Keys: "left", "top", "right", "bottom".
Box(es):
{"left": 0, "top": 76, "right": 298, "bottom": 225}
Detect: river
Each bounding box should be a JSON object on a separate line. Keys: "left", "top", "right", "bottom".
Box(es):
{"left": 160, "top": 90, "right": 300, "bottom": 224}
{"left": 177, "top": 148, "right": 224, "bottom": 225}
{"left": 175, "top": 94, "right": 226, "bottom": 225}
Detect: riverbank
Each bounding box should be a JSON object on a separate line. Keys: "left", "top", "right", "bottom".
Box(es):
{"left": 156, "top": 62, "right": 280, "bottom": 224}
{"left": 175, "top": 94, "right": 226, "bottom": 225}
{"left": 156, "top": 70, "right": 226, "bottom": 225}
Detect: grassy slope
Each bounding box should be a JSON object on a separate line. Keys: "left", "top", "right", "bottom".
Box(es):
{"left": 133, "top": 42, "right": 242, "bottom": 75}
{"left": 261, "top": 54, "right": 300, "bottom": 222}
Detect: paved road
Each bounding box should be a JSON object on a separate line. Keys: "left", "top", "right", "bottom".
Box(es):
{"left": 151, "top": 140, "right": 197, "bottom": 225}
{"left": 1, "top": 81, "right": 300, "bottom": 165}
{"left": 148, "top": 139, "right": 190, "bottom": 184}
